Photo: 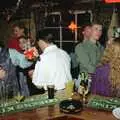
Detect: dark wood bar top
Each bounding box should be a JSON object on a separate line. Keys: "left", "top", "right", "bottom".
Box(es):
{"left": 0, "top": 105, "right": 116, "bottom": 120}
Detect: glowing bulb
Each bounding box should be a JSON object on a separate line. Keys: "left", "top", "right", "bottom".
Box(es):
{"left": 68, "top": 21, "right": 77, "bottom": 32}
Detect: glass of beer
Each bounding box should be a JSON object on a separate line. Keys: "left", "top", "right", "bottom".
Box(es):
{"left": 65, "top": 80, "right": 74, "bottom": 98}
{"left": 47, "top": 85, "right": 55, "bottom": 99}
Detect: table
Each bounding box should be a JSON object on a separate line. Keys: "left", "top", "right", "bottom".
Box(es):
{"left": 0, "top": 90, "right": 119, "bottom": 120}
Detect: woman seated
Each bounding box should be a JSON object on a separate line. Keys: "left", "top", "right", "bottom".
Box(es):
{"left": 91, "top": 37, "right": 120, "bottom": 97}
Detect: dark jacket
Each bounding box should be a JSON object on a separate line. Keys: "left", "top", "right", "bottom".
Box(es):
{"left": 0, "top": 47, "right": 19, "bottom": 98}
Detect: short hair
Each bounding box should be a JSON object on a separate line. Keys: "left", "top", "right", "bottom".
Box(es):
{"left": 91, "top": 21, "right": 103, "bottom": 27}
{"left": 12, "top": 22, "right": 25, "bottom": 29}
{"left": 12, "top": 22, "right": 28, "bottom": 36}
{"left": 81, "top": 23, "right": 92, "bottom": 32}
{"left": 78, "top": 23, "right": 91, "bottom": 42}
{"left": 36, "top": 29, "right": 54, "bottom": 43}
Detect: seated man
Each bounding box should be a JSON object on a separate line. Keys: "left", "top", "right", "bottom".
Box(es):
{"left": 29, "top": 30, "right": 72, "bottom": 90}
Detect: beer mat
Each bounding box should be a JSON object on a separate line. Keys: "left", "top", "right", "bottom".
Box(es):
{"left": 86, "top": 95, "right": 120, "bottom": 111}
{"left": 0, "top": 90, "right": 66, "bottom": 115}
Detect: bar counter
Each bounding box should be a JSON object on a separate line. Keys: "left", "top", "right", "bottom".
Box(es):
{"left": 0, "top": 90, "right": 119, "bottom": 120}
{"left": 0, "top": 104, "right": 116, "bottom": 120}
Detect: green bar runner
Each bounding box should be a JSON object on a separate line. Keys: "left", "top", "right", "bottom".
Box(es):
{"left": 0, "top": 90, "right": 67, "bottom": 115}
{"left": 87, "top": 95, "right": 120, "bottom": 111}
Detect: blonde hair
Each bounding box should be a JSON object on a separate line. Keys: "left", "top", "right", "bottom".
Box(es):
{"left": 100, "top": 37, "right": 120, "bottom": 96}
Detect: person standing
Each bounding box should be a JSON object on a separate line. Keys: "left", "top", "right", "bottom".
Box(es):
{"left": 0, "top": 45, "right": 32, "bottom": 99}
{"left": 7, "top": 23, "right": 27, "bottom": 52}
{"left": 71, "top": 24, "right": 91, "bottom": 79}
{"left": 17, "top": 36, "right": 32, "bottom": 96}
{"left": 91, "top": 37, "right": 120, "bottom": 97}
{"left": 7, "top": 23, "right": 32, "bottom": 96}
{"left": 75, "top": 22, "right": 104, "bottom": 74}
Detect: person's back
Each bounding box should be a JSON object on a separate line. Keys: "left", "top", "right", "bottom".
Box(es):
{"left": 33, "top": 45, "right": 72, "bottom": 90}
{"left": 0, "top": 47, "right": 19, "bottom": 98}
{"left": 46, "top": 46, "right": 72, "bottom": 89}
{"left": 0, "top": 45, "right": 33, "bottom": 98}
{"left": 32, "top": 30, "right": 72, "bottom": 90}
{"left": 99, "top": 37, "right": 120, "bottom": 97}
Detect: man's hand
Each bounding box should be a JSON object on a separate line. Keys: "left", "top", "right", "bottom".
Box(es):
{"left": 0, "top": 67, "right": 6, "bottom": 80}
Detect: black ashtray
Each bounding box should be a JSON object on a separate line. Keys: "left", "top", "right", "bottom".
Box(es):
{"left": 59, "top": 99, "right": 83, "bottom": 113}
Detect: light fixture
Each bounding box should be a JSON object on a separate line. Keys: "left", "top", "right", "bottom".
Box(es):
{"left": 68, "top": 21, "right": 77, "bottom": 32}
{"left": 105, "top": 0, "right": 120, "bottom": 3}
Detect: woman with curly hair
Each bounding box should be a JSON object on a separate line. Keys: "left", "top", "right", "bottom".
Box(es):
{"left": 91, "top": 37, "right": 120, "bottom": 97}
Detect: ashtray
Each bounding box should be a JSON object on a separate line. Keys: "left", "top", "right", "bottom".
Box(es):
{"left": 112, "top": 107, "right": 120, "bottom": 119}
{"left": 59, "top": 99, "right": 83, "bottom": 113}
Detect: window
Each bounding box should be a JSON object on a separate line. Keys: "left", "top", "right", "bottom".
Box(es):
{"left": 43, "top": 11, "right": 92, "bottom": 53}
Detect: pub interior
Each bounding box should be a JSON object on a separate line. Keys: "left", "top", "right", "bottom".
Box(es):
{"left": 0, "top": 0, "right": 120, "bottom": 120}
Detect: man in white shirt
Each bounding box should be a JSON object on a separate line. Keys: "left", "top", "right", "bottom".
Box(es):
{"left": 31, "top": 31, "right": 72, "bottom": 90}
